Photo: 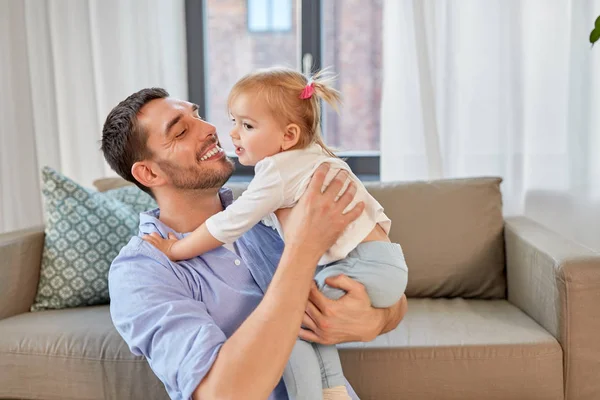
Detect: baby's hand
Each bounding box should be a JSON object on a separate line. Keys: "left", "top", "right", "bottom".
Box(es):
{"left": 143, "top": 232, "right": 179, "bottom": 261}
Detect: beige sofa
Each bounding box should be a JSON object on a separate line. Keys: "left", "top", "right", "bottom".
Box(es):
{"left": 1, "top": 177, "right": 599, "bottom": 400}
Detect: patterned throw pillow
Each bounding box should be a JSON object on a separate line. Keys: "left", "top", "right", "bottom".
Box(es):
{"left": 30, "top": 167, "right": 157, "bottom": 311}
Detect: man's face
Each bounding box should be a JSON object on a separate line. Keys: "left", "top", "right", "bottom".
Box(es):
{"left": 139, "top": 97, "right": 234, "bottom": 190}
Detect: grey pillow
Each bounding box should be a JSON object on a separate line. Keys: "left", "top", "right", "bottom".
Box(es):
{"left": 364, "top": 177, "right": 506, "bottom": 299}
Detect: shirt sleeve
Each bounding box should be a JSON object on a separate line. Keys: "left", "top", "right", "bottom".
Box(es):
{"left": 205, "top": 158, "right": 285, "bottom": 243}
{"left": 109, "top": 240, "right": 226, "bottom": 400}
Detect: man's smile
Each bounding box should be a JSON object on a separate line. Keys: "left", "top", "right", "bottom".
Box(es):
{"left": 199, "top": 143, "right": 225, "bottom": 161}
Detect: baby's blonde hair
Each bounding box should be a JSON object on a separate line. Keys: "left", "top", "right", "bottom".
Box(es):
{"left": 227, "top": 66, "right": 341, "bottom": 157}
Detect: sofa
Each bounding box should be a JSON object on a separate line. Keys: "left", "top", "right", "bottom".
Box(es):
{"left": 1, "top": 176, "right": 599, "bottom": 400}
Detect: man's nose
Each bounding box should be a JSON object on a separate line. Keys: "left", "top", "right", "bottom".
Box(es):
{"left": 196, "top": 119, "right": 217, "bottom": 140}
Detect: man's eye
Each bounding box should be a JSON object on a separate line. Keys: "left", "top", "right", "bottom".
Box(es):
{"left": 176, "top": 129, "right": 186, "bottom": 138}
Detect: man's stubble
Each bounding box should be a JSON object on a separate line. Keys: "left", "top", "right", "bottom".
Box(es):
{"left": 157, "top": 154, "right": 235, "bottom": 191}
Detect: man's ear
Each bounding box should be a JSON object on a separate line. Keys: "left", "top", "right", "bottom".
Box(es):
{"left": 131, "top": 161, "right": 165, "bottom": 189}
{"left": 281, "top": 124, "right": 301, "bottom": 151}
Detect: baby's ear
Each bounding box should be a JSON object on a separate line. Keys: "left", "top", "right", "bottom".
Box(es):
{"left": 282, "top": 123, "right": 301, "bottom": 150}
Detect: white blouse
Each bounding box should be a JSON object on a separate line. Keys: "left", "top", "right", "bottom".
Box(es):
{"left": 205, "top": 143, "right": 391, "bottom": 265}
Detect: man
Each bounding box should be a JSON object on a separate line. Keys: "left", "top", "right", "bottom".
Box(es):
{"left": 102, "top": 88, "right": 407, "bottom": 400}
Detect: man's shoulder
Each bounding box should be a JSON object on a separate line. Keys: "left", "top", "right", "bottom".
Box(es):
{"left": 109, "top": 235, "right": 170, "bottom": 280}
{"left": 114, "top": 234, "right": 153, "bottom": 259}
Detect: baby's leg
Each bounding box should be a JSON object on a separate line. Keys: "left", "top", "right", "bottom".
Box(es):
{"left": 307, "top": 241, "right": 406, "bottom": 398}
{"left": 283, "top": 338, "right": 324, "bottom": 399}
{"left": 314, "top": 241, "right": 408, "bottom": 308}
{"left": 312, "top": 342, "right": 346, "bottom": 389}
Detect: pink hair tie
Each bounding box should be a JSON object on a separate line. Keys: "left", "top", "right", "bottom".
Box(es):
{"left": 299, "top": 82, "right": 315, "bottom": 99}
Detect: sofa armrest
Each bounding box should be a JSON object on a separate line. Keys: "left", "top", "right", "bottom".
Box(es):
{"left": 505, "top": 216, "right": 600, "bottom": 400}
{"left": 0, "top": 226, "right": 44, "bottom": 320}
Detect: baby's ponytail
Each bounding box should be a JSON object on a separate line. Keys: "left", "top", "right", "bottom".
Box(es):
{"left": 309, "top": 68, "right": 341, "bottom": 113}
{"left": 303, "top": 69, "right": 341, "bottom": 158}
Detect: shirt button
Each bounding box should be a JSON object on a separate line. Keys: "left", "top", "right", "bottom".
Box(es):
{"left": 234, "top": 259, "right": 241, "bottom": 266}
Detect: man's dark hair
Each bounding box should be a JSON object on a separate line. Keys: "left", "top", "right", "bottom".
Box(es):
{"left": 101, "top": 88, "right": 169, "bottom": 197}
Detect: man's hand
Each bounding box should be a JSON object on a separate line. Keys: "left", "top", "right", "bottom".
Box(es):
{"left": 299, "top": 274, "right": 408, "bottom": 344}
{"left": 284, "top": 164, "right": 365, "bottom": 261}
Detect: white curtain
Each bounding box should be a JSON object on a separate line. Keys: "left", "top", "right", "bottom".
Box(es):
{"left": 381, "top": 0, "right": 600, "bottom": 250}
{"left": 0, "top": 0, "right": 188, "bottom": 234}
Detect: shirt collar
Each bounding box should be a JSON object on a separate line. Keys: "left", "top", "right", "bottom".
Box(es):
{"left": 138, "top": 186, "right": 234, "bottom": 237}
{"left": 267, "top": 142, "right": 324, "bottom": 163}
{"left": 307, "top": 142, "right": 323, "bottom": 153}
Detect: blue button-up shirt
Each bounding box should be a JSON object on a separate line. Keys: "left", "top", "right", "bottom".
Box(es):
{"left": 109, "top": 188, "right": 359, "bottom": 400}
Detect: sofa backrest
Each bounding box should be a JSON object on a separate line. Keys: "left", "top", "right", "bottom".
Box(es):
{"left": 95, "top": 176, "right": 507, "bottom": 299}
{"left": 363, "top": 177, "right": 506, "bottom": 299}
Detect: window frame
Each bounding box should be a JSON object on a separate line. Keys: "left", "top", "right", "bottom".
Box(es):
{"left": 184, "top": 0, "right": 381, "bottom": 181}
{"left": 247, "top": 0, "right": 293, "bottom": 33}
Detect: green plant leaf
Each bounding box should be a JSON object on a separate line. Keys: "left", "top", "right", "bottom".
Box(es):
{"left": 590, "top": 28, "right": 600, "bottom": 46}
{"left": 595, "top": 15, "right": 600, "bottom": 29}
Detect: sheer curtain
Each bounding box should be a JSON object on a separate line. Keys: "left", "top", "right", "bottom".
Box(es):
{"left": 0, "top": 0, "right": 188, "bottom": 233}
{"left": 380, "top": 0, "right": 600, "bottom": 250}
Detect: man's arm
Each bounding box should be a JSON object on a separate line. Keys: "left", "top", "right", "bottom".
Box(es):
{"left": 300, "top": 275, "right": 408, "bottom": 344}
{"left": 194, "top": 165, "right": 365, "bottom": 400}
{"left": 109, "top": 247, "right": 230, "bottom": 400}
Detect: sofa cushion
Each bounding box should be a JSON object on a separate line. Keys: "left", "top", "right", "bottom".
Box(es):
{"left": 0, "top": 306, "right": 169, "bottom": 400}
{"left": 0, "top": 301, "right": 562, "bottom": 400}
{"left": 364, "top": 177, "right": 506, "bottom": 298}
{"left": 31, "top": 167, "right": 157, "bottom": 311}
{"left": 339, "top": 298, "right": 563, "bottom": 400}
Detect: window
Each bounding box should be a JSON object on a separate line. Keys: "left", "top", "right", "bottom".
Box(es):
{"left": 321, "top": 0, "right": 383, "bottom": 152}
{"left": 248, "top": 0, "right": 292, "bottom": 32}
{"left": 185, "top": 0, "right": 382, "bottom": 180}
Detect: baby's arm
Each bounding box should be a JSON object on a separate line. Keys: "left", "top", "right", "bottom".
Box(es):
{"left": 145, "top": 159, "right": 285, "bottom": 260}
{"left": 204, "top": 159, "right": 285, "bottom": 243}
{"left": 143, "top": 225, "right": 223, "bottom": 261}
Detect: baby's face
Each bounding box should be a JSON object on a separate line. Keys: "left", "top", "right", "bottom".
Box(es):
{"left": 228, "top": 93, "right": 284, "bottom": 166}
